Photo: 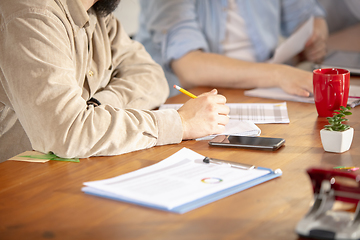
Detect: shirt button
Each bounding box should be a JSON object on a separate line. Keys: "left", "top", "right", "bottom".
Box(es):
{"left": 88, "top": 70, "right": 94, "bottom": 77}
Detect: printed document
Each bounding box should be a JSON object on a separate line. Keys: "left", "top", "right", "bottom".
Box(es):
{"left": 160, "top": 102, "right": 290, "bottom": 124}
{"left": 83, "top": 148, "right": 273, "bottom": 210}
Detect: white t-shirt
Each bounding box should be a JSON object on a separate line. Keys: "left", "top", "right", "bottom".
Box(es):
{"left": 223, "top": 0, "right": 256, "bottom": 62}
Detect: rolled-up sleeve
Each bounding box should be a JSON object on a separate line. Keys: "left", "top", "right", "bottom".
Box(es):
{"left": 281, "top": 0, "right": 326, "bottom": 37}
{"left": 140, "top": 0, "right": 209, "bottom": 72}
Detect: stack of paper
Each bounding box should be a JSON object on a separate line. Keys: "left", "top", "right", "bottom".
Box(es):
{"left": 82, "top": 148, "right": 282, "bottom": 213}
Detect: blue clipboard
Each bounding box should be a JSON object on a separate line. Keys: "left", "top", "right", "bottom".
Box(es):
{"left": 82, "top": 167, "right": 282, "bottom": 214}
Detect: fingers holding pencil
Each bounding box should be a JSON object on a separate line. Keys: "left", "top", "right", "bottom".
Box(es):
{"left": 175, "top": 85, "right": 230, "bottom": 140}
{"left": 173, "top": 85, "right": 198, "bottom": 98}
{"left": 174, "top": 85, "right": 221, "bottom": 99}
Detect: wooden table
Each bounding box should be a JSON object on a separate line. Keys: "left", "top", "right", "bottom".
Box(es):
{"left": 1, "top": 26, "right": 360, "bottom": 240}
{"left": 1, "top": 86, "right": 360, "bottom": 240}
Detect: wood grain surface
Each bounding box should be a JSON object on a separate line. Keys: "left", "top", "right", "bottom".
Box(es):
{"left": 1, "top": 24, "right": 359, "bottom": 240}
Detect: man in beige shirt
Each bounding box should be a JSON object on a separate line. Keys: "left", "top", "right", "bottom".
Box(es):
{"left": 0, "top": 0, "right": 230, "bottom": 162}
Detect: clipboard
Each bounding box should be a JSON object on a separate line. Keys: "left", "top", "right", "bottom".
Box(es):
{"left": 82, "top": 148, "right": 282, "bottom": 214}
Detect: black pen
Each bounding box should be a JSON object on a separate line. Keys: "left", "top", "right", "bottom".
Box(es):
{"left": 203, "top": 157, "right": 255, "bottom": 170}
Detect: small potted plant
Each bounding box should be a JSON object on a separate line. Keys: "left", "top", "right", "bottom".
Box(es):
{"left": 320, "top": 106, "right": 354, "bottom": 153}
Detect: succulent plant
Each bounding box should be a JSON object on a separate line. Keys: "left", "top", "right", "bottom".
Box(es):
{"left": 324, "top": 106, "right": 352, "bottom": 131}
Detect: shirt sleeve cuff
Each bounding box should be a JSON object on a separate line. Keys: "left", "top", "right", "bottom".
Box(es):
{"left": 93, "top": 90, "right": 122, "bottom": 108}
{"left": 163, "top": 28, "right": 209, "bottom": 72}
{"left": 153, "top": 109, "right": 183, "bottom": 146}
{"left": 313, "top": 4, "right": 326, "bottom": 17}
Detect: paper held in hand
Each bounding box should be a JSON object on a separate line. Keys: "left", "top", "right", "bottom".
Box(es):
{"left": 267, "top": 16, "right": 313, "bottom": 64}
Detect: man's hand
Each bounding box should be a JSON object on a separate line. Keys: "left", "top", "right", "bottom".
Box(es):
{"left": 302, "top": 17, "right": 329, "bottom": 63}
{"left": 178, "top": 89, "right": 230, "bottom": 140}
{"left": 275, "top": 64, "right": 313, "bottom": 97}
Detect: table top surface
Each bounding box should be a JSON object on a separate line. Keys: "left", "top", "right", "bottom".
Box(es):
{"left": 1, "top": 25, "right": 360, "bottom": 240}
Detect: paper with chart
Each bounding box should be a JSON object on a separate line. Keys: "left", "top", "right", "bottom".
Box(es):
{"left": 82, "top": 148, "right": 272, "bottom": 210}
{"left": 160, "top": 102, "right": 290, "bottom": 124}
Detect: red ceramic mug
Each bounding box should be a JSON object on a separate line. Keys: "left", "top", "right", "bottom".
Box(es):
{"left": 313, "top": 68, "right": 350, "bottom": 117}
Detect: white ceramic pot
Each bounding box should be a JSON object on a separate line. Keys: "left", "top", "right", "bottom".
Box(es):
{"left": 320, "top": 127, "right": 354, "bottom": 153}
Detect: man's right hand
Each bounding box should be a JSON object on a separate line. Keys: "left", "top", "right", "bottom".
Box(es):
{"left": 177, "top": 89, "right": 230, "bottom": 140}
{"left": 275, "top": 64, "right": 314, "bottom": 97}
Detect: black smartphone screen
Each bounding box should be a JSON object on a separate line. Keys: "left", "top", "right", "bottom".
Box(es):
{"left": 209, "top": 135, "right": 285, "bottom": 150}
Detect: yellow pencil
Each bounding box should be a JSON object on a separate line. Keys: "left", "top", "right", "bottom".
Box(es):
{"left": 173, "top": 85, "right": 197, "bottom": 99}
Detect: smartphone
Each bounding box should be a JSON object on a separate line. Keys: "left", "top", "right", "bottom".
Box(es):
{"left": 209, "top": 135, "right": 285, "bottom": 151}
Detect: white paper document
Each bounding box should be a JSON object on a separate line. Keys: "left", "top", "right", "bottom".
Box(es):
{"left": 244, "top": 85, "right": 360, "bottom": 106}
{"left": 245, "top": 87, "right": 315, "bottom": 103}
{"left": 160, "top": 102, "right": 290, "bottom": 124}
{"left": 268, "top": 16, "right": 313, "bottom": 64}
{"left": 82, "top": 148, "right": 280, "bottom": 212}
{"left": 196, "top": 120, "right": 261, "bottom": 141}
{"left": 226, "top": 102, "right": 289, "bottom": 123}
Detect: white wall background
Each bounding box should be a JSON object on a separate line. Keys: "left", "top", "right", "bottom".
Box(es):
{"left": 113, "top": 0, "right": 140, "bottom": 37}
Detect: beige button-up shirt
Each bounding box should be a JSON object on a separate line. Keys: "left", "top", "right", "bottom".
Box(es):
{"left": 0, "top": 0, "right": 183, "bottom": 161}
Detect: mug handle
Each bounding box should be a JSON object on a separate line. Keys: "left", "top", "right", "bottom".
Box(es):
{"left": 327, "top": 81, "right": 342, "bottom": 111}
